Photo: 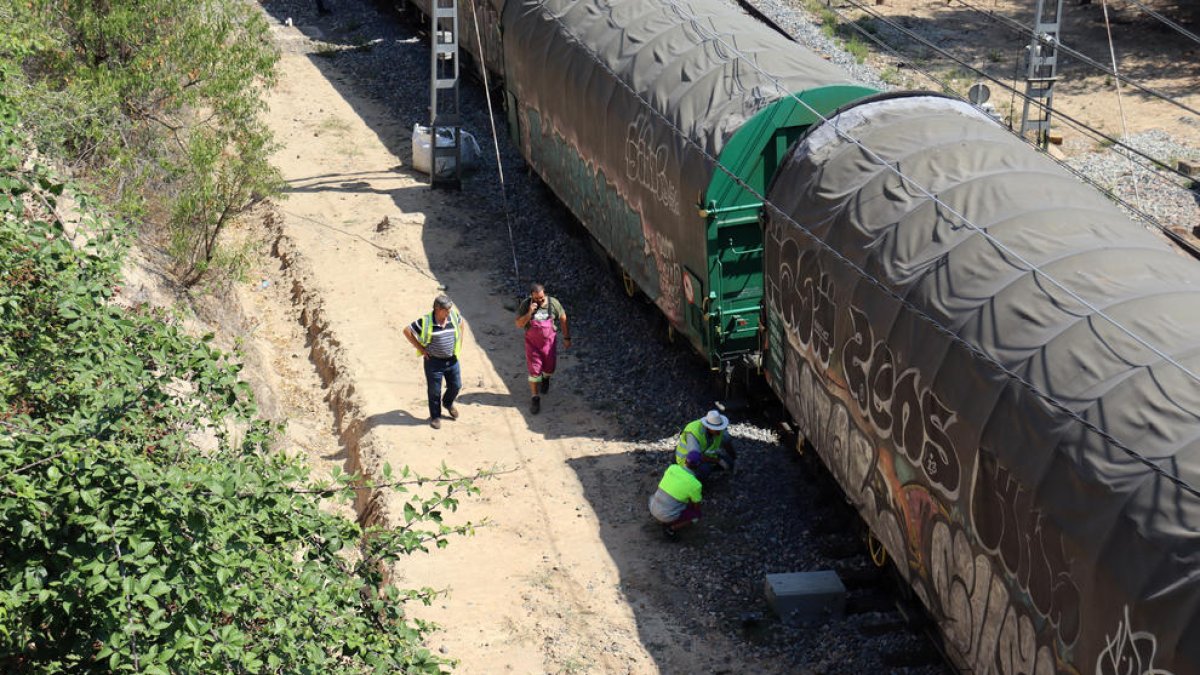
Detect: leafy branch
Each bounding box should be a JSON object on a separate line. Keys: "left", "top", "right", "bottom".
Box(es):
{"left": 0, "top": 110, "right": 472, "bottom": 673}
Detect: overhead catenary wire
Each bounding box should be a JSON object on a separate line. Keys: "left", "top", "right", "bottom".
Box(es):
{"left": 945, "top": 0, "right": 1200, "bottom": 120}
{"left": 1122, "top": 0, "right": 1200, "bottom": 46}
{"left": 807, "top": 0, "right": 1200, "bottom": 256}
{"left": 537, "top": 1, "right": 1200, "bottom": 499}
{"left": 836, "top": 0, "right": 1198, "bottom": 187}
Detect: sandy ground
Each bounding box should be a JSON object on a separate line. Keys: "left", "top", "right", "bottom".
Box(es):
{"left": 222, "top": 17, "right": 759, "bottom": 675}
{"left": 843, "top": 0, "right": 1200, "bottom": 151}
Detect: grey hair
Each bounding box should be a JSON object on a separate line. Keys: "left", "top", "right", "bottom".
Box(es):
{"left": 433, "top": 294, "right": 454, "bottom": 310}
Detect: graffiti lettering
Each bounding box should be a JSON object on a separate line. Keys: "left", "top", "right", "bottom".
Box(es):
{"left": 624, "top": 113, "right": 680, "bottom": 215}
{"left": 1097, "top": 606, "right": 1173, "bottom": 675}
{"left": 930, "top": 521, "right": 1057, "bottom": 675}
{"left": 525, "top": 109, "right": 660, "bottom": 299}
{"left": 841, "top": 306, "right": 961, "bottom": 497}
{"left": 972, "top": 453, "right": 1081, "bottom": 644}
{"left": 647, "top": 229, "right": 682, "bottom": 321}
{"left": 776, "top": 246, "right": 835, "bottom": 369}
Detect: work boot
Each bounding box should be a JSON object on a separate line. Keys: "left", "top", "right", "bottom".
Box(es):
{"left": 446, "top": 405, "right": 459, "bottom": 420}
{"left": 539, "top": 377, "right": 551, "bottom": 395}
{"left": 430, "top": 417, "right": 441, "bottom": 429}
{"left": 530, "top": 396, "right": 541, "bottom": 415}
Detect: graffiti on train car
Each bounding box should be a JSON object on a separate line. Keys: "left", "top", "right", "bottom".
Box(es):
{"left": 624, "top": 113, "right": 680, "bottom": 216}
{"left": 1097, "top": 606, "right": 1173, "bottom": 675}
{"left": 971, "top": 453, "right": 1081, "bottom": 645}
{"left": 766, "top": 245, "right": 1129, "bottom": 674}
{"left": 646, "top": 228, "right": 683, "bottom": 323}
{"left": 928, "top": 518, "right": 1060, "bottom": 674}
{"left": 524, "top": 109, "right": 660, "bottom": 298}
{"left": 775, "top": 241, "right": 959, "bottom": 496}
{"left": 840, "top": 304, "right": 960, "bottom": 498}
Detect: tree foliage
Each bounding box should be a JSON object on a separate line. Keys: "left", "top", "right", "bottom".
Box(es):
{"left": 0, "top": 96, "right": 474, "bottom": 672}
{"left": 0, "top": 0, "right": 283, "bottom": 286}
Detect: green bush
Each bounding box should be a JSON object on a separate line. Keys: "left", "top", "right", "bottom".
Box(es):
{"left": 0, "top": 99, "right": 474, "bottom": 672}
{"left": 0, "top": 0, "right": 283, "bottom": 286}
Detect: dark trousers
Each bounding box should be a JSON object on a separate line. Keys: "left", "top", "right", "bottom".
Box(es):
{"left": 424, "top": 356, "right": 461, "bottom": 419}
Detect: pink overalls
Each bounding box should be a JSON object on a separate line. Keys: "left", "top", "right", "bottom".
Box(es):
{"left": 525, "top": 310, "right": 557, "bottom": 381}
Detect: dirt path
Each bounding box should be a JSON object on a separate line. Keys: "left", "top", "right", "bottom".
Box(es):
{"left": 226, "top": 16, "right": 763, "bottom": 674}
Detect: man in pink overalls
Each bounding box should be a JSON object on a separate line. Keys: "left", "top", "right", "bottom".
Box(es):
{"left": 515, "top": 283, "right": 570, "bottom": 415}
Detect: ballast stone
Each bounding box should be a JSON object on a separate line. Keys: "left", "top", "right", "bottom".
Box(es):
{"left": 764, "top": 571, "right": 846, "bottom": 624}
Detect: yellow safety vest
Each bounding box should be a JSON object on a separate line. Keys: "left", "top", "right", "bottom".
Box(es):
{"left": 658, "top": 464, "right": 702, "bottom": 504}
{"left": 675, "top": 418, "right": 723, "bottom": 465}
{"left": 417, "top": 310, "right": 463, "bottom": 357}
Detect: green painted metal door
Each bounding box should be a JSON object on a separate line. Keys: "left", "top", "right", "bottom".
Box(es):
{"left": 707, "top": 208, "right": 764, "bottom": 365}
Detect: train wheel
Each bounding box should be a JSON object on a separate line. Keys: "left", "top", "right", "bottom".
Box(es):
{"left": 866, "top": 531, "right": 889, "bottom": 568}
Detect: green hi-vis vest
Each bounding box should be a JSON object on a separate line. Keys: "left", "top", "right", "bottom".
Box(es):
{"left": 675, "top": 418, "right": 723, "bottom": 465}
{"left": 417, "top": 309, "right": 463, "bottom": 357}
{"left": 658, "top": 464, "right": 702, "bottom": 505}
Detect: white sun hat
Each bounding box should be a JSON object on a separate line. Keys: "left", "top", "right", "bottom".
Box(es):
{"left": 700, "top": 409, "right": 729, "bottom": 431}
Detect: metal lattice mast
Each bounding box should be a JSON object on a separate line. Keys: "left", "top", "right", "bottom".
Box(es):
{"left": 1019, "top": 0, "right": 1066, "bottom": 149}
{"left": 430, "top": 0, "right": 462, "bottom": 189}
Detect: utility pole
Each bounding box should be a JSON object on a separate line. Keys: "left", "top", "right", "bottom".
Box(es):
{"left": 430, "top": 0, "right": 462, "bottom": 189}
{"left": 1019, "top": 0, "right": 1066, "bottom": 149}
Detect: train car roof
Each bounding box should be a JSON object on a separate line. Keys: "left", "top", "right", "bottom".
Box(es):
{"left": 504, "top": 0, "right": 860, "bottom": 160}
{"left": 765, "top": 94, "right": 1200, "bottom": 671}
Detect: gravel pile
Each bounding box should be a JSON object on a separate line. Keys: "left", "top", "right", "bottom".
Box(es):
{"left": 1063, "top": 129, "right": 1200, "bottom": 235}
{"left": 255, "top": 0, "right": 1188, "bottom": 670}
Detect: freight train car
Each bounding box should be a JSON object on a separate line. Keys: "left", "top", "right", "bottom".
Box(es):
{"left": 763, "top": 93, "right": 1200, "bottom": 674}
{"left": 501, "top": 0, "right": 874, "bottom": 372}
{"left": 411, "top": 0, "right": 1200, "bottom": 671}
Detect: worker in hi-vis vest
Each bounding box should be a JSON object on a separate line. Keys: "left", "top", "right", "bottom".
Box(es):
{"left": 674, "top": 409, "right": 736, "bottom": 481}
{"left": 649, "top": 450, "right": 703, "bottom": 538}
{"left": 402, "top": 294, "right": 466, "bottom": 430}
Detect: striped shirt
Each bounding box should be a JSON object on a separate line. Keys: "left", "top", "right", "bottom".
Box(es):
{"left": 410, "top": 314, "right": 459, "bottom": 359}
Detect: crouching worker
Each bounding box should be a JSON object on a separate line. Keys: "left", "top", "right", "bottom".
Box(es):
{"left": 649, "top": 450, "right": 703, "bottom": 539}
{"left": 675, "top": 409, "right": 736, "bottom": 482}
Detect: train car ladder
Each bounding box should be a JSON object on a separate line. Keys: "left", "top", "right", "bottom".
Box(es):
{"left": 430, "top": 0, "right": 462, "bottom": 189}
{"left": 1019, "top": 0, "right": 1066, "bottom": 149}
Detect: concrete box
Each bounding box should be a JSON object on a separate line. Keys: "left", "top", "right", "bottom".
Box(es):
{"left": 764, "top": 570, "right": 846, "bottom": 624}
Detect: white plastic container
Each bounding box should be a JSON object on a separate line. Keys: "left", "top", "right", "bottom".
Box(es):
{"left": 411, "top": 124, "right": 482, "bottom": 178}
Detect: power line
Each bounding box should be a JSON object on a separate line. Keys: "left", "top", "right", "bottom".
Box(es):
{"left": 815, "top": 0, "right": 1200, "bottom": 257}
{"left": 537, "top": 1, "right": 1200, "bottom": 498}
{"left": 1121, "top": 0, "right": 1200, "bottom": 47}
{"left": 946, "top": 0, "right": 1200, "bottom": 120}
{"left": 837, "top": 0, "right": 1197, "bottom": 186}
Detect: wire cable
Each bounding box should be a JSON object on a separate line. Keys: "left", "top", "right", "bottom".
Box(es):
{"left": 1101, "top": 0, "right": 1143, "bottom": 210}
{"left": 536, "top": 0, "right": 1200, "bottom": 498}
{"left": 468, "top": 0, "right": 522, "bottom": 288}
{"left": 1121, "top": 0, "right": 1200, "bottom": 47}
{"left": 810, "top": 0, "right": 1200, "bottom": 256}
{"left": 947, "top": 0, "right": 1200, "bottom": 120}
{"left": 837, "top": 0, "right": 1197, "bottom": 186}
